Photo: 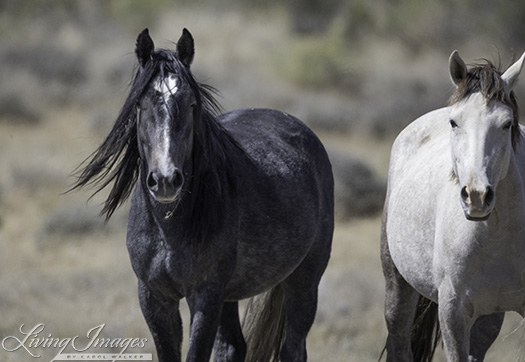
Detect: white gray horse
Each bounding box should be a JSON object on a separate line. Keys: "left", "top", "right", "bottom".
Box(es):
{"left": 381, "top": 50, "right": 525, "bottom": 361}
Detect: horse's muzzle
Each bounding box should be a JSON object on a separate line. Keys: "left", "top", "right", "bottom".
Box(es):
{"left": 460, "top": 184, "right": 494, "bottom": 221}
{"left": 147, "top": 168, "right": 184, "bottom": 203}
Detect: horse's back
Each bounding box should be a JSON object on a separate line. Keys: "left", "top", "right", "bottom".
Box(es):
{"left": 388, "top": 107, "right": 450, "bottom": 184}
{"left": 219, "top": 108, "right": 331, "bottom": 179}
{"left": 219, "top": 108, "right": 333, "bottom": 204}
{"left": 218, "top": 107, "right": 333, "bottom": 219}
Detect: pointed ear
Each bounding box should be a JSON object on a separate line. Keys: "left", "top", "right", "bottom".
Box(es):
{"left": 449, "top": 50, "right": 467, "bottom": 87}
{"left": 136, "top": 28, "right": 155, "bottom": 67}
{"left": 502, "top": 51, "right": 525, "bottom": 94}
{"left": 176, "top": 28, "right": 195, "bottom": 67}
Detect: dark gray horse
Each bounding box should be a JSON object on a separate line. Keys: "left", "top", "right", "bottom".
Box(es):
{"left": 72, "top": 28, "right": 334, "bottom": 362}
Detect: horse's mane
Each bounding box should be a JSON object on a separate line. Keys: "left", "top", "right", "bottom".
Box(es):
{"left": 448, "top": 59, "right": 521, "bottom": 149}
{"left": 71, "top": 49, "right": 239, "bottom": 237}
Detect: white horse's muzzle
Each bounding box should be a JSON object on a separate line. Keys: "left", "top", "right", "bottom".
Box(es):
{"left": 460, "top": 184, "right": 495, "bottom": 221}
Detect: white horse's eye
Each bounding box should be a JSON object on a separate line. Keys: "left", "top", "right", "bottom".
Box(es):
{"left": 503, "top": 121, "right": 512, "bottom": 130}
{"left": 449, "top": 119, "right": 458, "bottom": 128}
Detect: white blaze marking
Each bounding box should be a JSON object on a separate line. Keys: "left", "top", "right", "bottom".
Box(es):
{"left": 154, "top": 74, "right": 178, "bottom": 101}
{"left": 157, "top": 120, "right": 174, "bottom": 176}
{"left": 152, "top": 74, "right": 178, "bottom": 176}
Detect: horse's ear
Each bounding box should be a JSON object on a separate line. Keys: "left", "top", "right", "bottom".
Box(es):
{"left": 136, "top": 28, "right": 155, "bottom": 67}
{"left": 176, "top": 28, "right": 195, "bottom": 67}
{"left": 449, "top": 50, "right": 467, "bottom": 87}
{"left": 502, "top": 51, "right": 525, "bottom": 94}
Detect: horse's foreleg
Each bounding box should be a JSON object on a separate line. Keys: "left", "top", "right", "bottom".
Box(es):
{"left": 138, "top": 281, "right": 182, "bottom": 362}
{"left": 186, "top": 286, "right": 224, "bottom": 362}
{"left": 438, "top": 282, "right": 473, "bottom": 362}
{"left": 213, "top": 301, "right": 246, "bottom": 362}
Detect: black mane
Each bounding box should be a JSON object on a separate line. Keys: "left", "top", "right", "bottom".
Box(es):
{"left": 71, "top": 49, "right": 239, "bottom": 232}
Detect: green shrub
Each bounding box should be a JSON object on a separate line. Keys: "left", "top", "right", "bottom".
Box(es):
{"left": 275, "top": 29, "right": 358, "bottom": 90}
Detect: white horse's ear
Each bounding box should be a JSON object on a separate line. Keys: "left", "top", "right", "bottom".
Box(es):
{"left": 449, "top": 50, "right": 467, "bottom": 87}
{"left": 501, "top": 51, "right": 525, "bottom": 94}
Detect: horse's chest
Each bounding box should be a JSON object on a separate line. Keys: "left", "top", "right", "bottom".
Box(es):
{"left": 449, "top": 247, "right": 525, "bottom": 315}
{"left": 128, "top": 233, "right": 231, "bottom": 300}
{"left": 465, "top": 269, "right": 525, "bottom": 315}
{"left": 128, "top": 241, "right": 185, "bottom": 299}
{"left": 128, "top": 231, "right": 196, "bottom": 295}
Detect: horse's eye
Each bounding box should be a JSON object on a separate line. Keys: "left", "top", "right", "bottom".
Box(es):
{"left": 503, "top": 121, "right": 512, "bottom": 130}
{"left": 449, "top": 119, "right": 458, "bottom": 128}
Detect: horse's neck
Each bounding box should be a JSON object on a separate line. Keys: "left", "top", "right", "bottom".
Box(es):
{"left": 493, "top": 152, "right": 525, "bottom": 226}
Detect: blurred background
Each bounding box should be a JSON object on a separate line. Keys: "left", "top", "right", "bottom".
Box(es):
{"left": 1, "top": 1, "right": 525, "bottom": 361}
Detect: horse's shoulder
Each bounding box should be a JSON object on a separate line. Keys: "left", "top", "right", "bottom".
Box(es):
{"left": 391, "top": 107, "right": 451, "bottom": 160}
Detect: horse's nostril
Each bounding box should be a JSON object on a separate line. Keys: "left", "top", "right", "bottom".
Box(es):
{"left": 485, "top": 186, "right": 495, "bottom": 206}
{"left": 147, "top": 169, "right": 184, "bottom": 202}
{"left": 147, "top": 172, "right": 158, "bottom": 190}
{"left": 461, "top": 186, "right": 469, "bottom": 201}
{"left": 172, "top": 170, "right": 184, "bottom": 189}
